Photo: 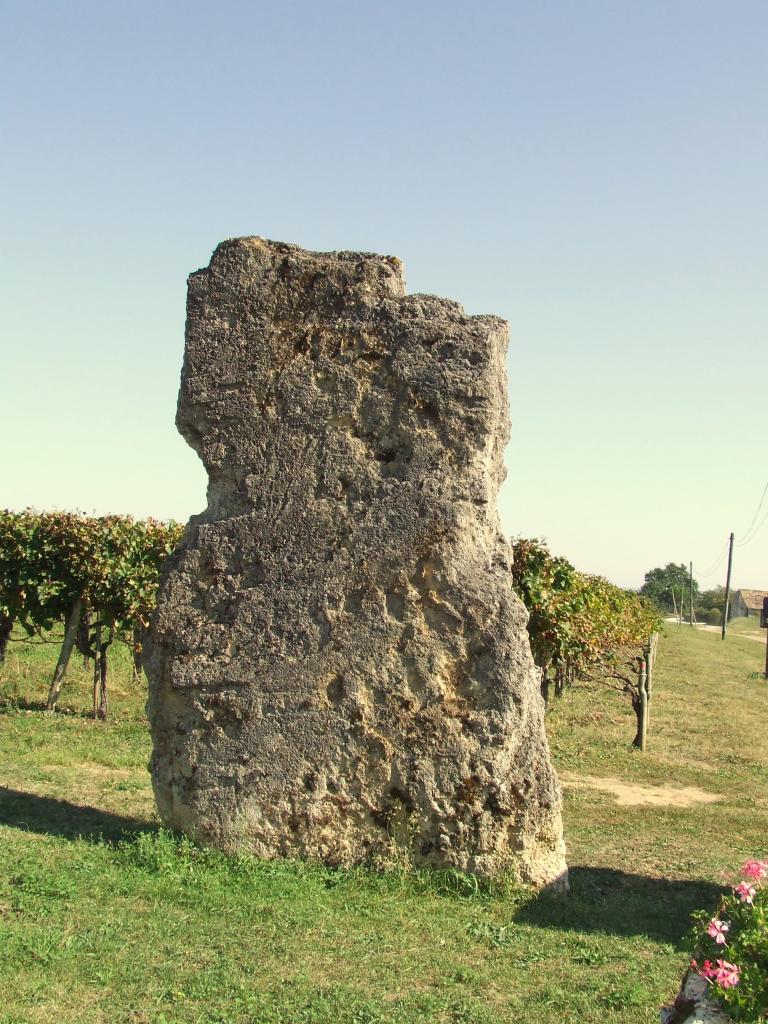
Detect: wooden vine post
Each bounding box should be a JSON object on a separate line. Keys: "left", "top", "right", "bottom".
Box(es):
{"left": 91, "top": 623, "right": 110, "bottom": 721}
{"left": 0, "top": 613, "right": 12, "bottom": 663}
{"left": 46, "top": 595, "right": 84, "bottom": 711}
{"left": 638, "top": 657, "right": 648, "bottom": 751}
{"left": 131, "top": 622, "right": 143, "bottom": 682}
{"left": 637, "top": 632, "right": 659, "bottom": 752}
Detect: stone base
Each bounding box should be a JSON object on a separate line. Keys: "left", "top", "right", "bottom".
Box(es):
{"left": 661, "top": 972, "right": 732, "bottom": 1024}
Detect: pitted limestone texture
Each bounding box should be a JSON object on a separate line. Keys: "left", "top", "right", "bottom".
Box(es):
{"left": 145, "top": 237, "right": 567, "bottom": 886}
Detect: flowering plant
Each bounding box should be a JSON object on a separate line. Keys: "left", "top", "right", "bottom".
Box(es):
{"left": 689, "top": 858, "right": 768, "bottom": 1021}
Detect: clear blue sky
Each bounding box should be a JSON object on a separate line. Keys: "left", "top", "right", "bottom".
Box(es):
{"left": 2, "top": 0, "right": 766, "bottom": 590}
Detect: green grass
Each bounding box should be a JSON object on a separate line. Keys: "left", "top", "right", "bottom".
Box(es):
{"left": 727, "top": 614, "right": 766, "bottom": 638}
{"left": 0, "top": 624, "right": 766, "bottom": 1023}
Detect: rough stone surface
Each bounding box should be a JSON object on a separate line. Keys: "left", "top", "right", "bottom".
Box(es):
{"left": 145, "top": 237, "right": 568, "bottom": 886}
{"left": 661, "top": 972, "right": 732, "bottom": 1024}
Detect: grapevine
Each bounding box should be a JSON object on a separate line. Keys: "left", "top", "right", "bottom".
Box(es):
{"left": 511, "top": 537, "right": 661, "bottom": 741}
{"left": 0, "top": 510, "right": 183, "bottom": 716}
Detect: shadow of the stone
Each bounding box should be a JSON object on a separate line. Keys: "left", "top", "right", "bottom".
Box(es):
{"left": 0, "top": 697, "right": 94, "bottom": 718}
{"left": 0, "top": 786, "right": 155, "bottom": 844}
{"left": 0, "top": 787, "right": 725, "bottom": 941}
{"left": 517, "top": 866, "right": 724, "bottom": 944}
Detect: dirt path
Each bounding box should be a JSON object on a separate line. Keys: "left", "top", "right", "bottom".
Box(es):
{"left": 697, "top": 624, "right": 766, "bottom": 643}
{"left": 559, "top": 772, "right": 721, "bottom": 807}
{"left": 667, "top": 618, "right": 766, "bottom": 643}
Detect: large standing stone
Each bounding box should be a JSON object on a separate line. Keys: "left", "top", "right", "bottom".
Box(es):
{"left": 145, "top": 237, "right": 567, "bottom": 886}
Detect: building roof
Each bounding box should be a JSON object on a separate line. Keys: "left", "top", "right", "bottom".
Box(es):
{"left": 736, "top": 589, "right": 768, "bottom": 610}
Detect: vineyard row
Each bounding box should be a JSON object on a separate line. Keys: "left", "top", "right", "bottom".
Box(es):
{"left": 1, "top": 513, "right": 659, "bottom": 739}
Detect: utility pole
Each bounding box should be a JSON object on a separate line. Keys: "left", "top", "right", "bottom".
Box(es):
{"left": 689, "top": 562, "right": 694, "bottom": 627}
{"left": 721, "top": 532, "right": 735, "bottom": 640}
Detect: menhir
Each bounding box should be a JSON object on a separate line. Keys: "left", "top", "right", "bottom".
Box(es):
{"left": 145, "top": 237, "right": 567, "bottom": 887}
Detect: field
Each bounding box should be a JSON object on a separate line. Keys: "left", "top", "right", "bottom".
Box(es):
{"left": 727, "top": 615, "right": 766, "bottom": 639}
{"left": 0, "top": 625, "right": 766, "bottom": 1024}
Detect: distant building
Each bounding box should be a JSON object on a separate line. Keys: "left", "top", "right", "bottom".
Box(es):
{"left": 730, "top": 589, "right": 768, "bottom": 619}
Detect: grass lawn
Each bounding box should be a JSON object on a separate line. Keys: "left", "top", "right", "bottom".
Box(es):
{"left": 727, "top": 615, "right": 766, "bottom": 639}
{"left": 0, "top": 625, "right": 766, "bottom": 1024}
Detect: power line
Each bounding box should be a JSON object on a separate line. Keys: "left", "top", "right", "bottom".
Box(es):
{"left": 691, "top": 478, "right": 767, "bottom": 589}
{"left": 735, "top": 478, "right": 768, "bottom": 547}
{"left": 736, "top": 502, "right": 768, "bottom": 549}
{"left": 693, "top": 538, "right": 730, "bottom": 578}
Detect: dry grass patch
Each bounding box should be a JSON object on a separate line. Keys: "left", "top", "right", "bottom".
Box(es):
{"left": 559, "top": 772, "right": 721, "bottom": 807}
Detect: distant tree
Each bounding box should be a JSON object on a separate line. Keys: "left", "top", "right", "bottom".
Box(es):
{"left": 698, "top": 586, "right": 726, "bottom": 612}
{"left": 640, "top": 563, "right": 698, "bottom": 613}
{"left": 693, "top": 587, "right": 726, "bottom": 626}
{"left": 700, "top": 607, "right": 722, "bottom": 626}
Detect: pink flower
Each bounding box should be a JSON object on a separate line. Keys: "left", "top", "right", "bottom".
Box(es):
{"left": 695, "top": 959, "right": 716, "bottom": 979}
{"left": 694, "top": 959, "right": 741, "bottom": 988}
{"left": 706, "top": 918, "right": 730, "bottom": 944}
{"left": 741, "top": 859, "right": 768, "bottom": 880}
{"left": 734, "top": 881, "right": 756, "bottom": 904}
{"left": 713, "top": 960, "right": 741, "bottom": 989}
